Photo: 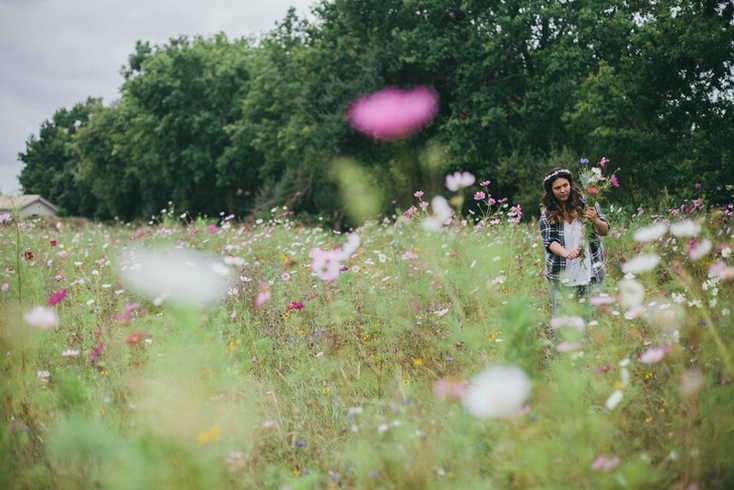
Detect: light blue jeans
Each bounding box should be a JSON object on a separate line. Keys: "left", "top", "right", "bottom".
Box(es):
{"left": 548, "top": 280, "right": 602, "bottom": 317}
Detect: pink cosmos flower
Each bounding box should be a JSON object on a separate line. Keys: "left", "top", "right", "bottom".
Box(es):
{"left": 310, "top": 248, "right": 342, "bottom": 282}
{"left": 401, "top": 250, "right": 418, "bottom": 260}
{"left": 590, "top": 295, "right": 616, "bottom": 306}
{"left": 432, "top": 379, "right": 468, "bottom": 401}
{"left": 639, "top": 345, "right": 671, "bottom": 364}
{"left": 413, "top": 191, "right": 424, "bottom": 198}
{"left": 556, "top": 341, "right": 583, "bottom": 352}
{"left": 347, "top": 86, "right": 439, "bottom": 140}
{"left": 610, "top": 174, "right": 619, "bottom": 186}
{"left": 591, "top": 454, "right": 620, "bottom": 471}
{"left": 255, "top": 284, "right": 271, "bottom": 309}
{"left": 480, "top": 180, "right": 490, "bottom": 187}
{"left": 403, "top": 206, "right": 417, "bottom": 219}
{"left": 473, "top": 191, "right": 486, "bottom": 201}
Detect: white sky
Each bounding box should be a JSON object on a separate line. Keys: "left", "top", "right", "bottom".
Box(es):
{"left": 0, "top": 0, "right": 316, "bottom": 195}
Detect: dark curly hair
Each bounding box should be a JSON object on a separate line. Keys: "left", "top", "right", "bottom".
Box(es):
{"left": 541, "top": 167, "right": 586, "bottom": 224}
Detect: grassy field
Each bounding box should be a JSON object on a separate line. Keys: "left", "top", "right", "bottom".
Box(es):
{"left": 1, "top": 195, "right": 733, "bottom": 489}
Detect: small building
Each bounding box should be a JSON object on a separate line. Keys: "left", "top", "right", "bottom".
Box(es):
{"left": 0, "top": 195, "right": 59, "bottom": 218}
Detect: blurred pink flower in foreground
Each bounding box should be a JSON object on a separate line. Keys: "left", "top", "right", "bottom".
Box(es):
{"left": 433, "top": 379, "right": 467, "bottom": 401}
{"left": 24, "top": 306, "right": 60, "bottom": 329}
{"left": 591, "top": 454, "right": 620, "bottom": 471}
{"left": 311, "top": 233, "right": 361, "bottom": 282}
{"left": 347, "top": 86, "right": 439, "bottom": 140}
{"left": 639, "top": 345, "right": 671, "bottom": 364}
{"left": 255, "top": 284, "right": 271, "bottom": 309}
{"left": 114, "top": 302, "right": 140, "bottom": 323}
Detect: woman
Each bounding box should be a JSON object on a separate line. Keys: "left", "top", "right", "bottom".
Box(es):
{"left": 539, "top": 167, "right": 609, "bottom": 316}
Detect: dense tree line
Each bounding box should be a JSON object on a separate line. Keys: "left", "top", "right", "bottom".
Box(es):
{"left": 17, "top": 0, "right": 734, "bottom": 222}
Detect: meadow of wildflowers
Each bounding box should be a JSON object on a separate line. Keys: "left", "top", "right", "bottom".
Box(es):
{"left": 1, "top": 183, "right": 733, "bottom": 489}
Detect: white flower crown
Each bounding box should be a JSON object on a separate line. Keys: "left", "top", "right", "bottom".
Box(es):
{"left": 543, "top": 168, "right": 573, "bottom": 184}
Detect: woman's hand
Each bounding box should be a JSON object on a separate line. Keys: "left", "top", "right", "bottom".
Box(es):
{"left": 586, "top": 206, "right": 610, "bottom": 236}
{"left": 563, "top": 248, "right": 580, "bottom": 260}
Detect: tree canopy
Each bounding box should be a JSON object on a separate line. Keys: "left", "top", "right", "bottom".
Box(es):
{"left": 17, "top": 0, "right": 734, "bottom": 222}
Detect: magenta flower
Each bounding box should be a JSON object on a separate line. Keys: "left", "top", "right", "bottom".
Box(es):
{"left": 413, "top": 191, "right": 424, "bottom": 198}
{"left": 89, "top": 342, "right": 105, "bottom": 363}
{"left": 473, "top": 191, "right": 486, "bottom": 201}
{"left": 48, "top": 288, "right": 67, "bottom": 306}
{"left": 610, "top": 174, "right": 619, "bottom": 187}
{"left": 114, "top": 302, "right": 140, "bottom": 323}
{"left": 286, "top": 301, "right": 305, "bottom": 311}
{"left": 480, "top": 180, "right": 491, "bottom": 187}
{"left": 347, "top": 86, "right": 439, "bottom": 140}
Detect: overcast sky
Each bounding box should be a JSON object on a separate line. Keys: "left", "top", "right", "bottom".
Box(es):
{"left": 0, "top": 0, "right": 316, "bottom": 195}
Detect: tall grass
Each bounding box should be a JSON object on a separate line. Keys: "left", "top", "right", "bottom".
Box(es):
{"left": 1, "top": 200, "right": 733, "bottom": 489}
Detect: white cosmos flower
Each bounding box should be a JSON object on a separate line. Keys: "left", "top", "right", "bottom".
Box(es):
{"left": 617, "top": 278, "right": 645, "bottom": 310}
{"left": 622, "top": 253, "right": 660, "bottom": 274}
{"left": 670, "top": 219, "right": 701, "bottom": 237}
{"left": 24, "top": 306, "right": 60, "bottom": 329}
{"left": 119, "top": 247, "right": 231, "bottom": 306}
{"left": 445, "top": 171, "right": 476, "bottom": 192}
{"left": 461, "top": 365, "right": 531, "bottom": 419}
{"left": 605, "top": 390, "right": 624, "bottom": 410}
{"left": 687, "top": 238, "right": 712, "bottom": 261}
{"left": 633, "top": 222, "right": 668, "bottom": 242}
{"left": 422, "top": 196, "right": 454, "bottom": 231}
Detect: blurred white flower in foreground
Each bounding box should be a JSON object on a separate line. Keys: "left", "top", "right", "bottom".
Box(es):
{"left": 422, "top": 196, "right": 454, "bottom": 232}
{"left": 670, "top": 219, "right": 700, "bottom": 237}
{"left": 633, "top": 222, "right": 667, "bottom": 242}
{"left": 445, "top": 171, "right": 476, "bottom": 192}
{"left": 605, "top": 389, "right": 624, "bottom": 410}
{"left": 622, "top": 253, "right": 660, "bottom": 275}
{"left": 24, "top": 306, "right": 60, "bottom": 329}
{"left": 119, "top": 247, "right": 231, "bottom": 306}
{"left": 687, "top": 238, "right": 712, "bottom": 261}
{"left": 617, "top": 278, "right": 645, "bottom": 310}
{"left": 462, "top": 365, "right": 531, "bottom": 419}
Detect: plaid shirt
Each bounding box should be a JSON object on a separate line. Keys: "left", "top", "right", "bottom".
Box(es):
{"left": 539, "top": 202, "right": 608, "bottom": 284}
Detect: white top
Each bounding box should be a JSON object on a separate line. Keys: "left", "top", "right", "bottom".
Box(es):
{"left": 562, "top": 219, "right": 592, "bottom": 286}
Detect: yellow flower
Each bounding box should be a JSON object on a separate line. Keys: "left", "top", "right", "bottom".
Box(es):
{"left": 402, "top": 379, "right": 410, "bottom": 385}
{"left": 322, "top": 388, "right": 330, "bottom": 395}
{"left": 283, "top": 312, "right": 290, "bottom": 319}
{"left": 613, "top": 381, "right": 623, "bottom": 390}
{"left": 196, "top": 425, "right": 221, "bottom": 445}
{"left": 413, "top": 358, "right": 423, "bottom": 367}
